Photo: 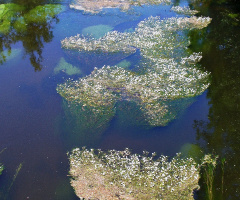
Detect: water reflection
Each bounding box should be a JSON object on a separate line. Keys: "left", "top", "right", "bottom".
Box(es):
{"left": 0, "top": 1, "right": 63, "bottom": 70}
{"left": 189, "top": 0, "right": 240, "bottom": 199}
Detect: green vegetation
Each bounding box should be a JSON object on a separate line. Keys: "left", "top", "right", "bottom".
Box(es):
{"left": 70, "top": 0, "right": 171, "bottom": 14}
{"left": 82, "top": 24, "right": 113, "bottom": 39}
{"left": 58, "top": 15, "right": 211, "bottom": 126}
{"left": 0, "top": 164, "right": 3, "bottom": 176}
{"left": 69, "top": 148, "right": 216, "bottom": 200}
{"left": 54, "top": 57, "right": 81, "bottom": 75}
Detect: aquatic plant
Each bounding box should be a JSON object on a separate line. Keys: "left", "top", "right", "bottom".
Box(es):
{"left": 70, "top": 0, "right": 171, "bottom": 14}
{"left": 68, "top": 147, "right": 208, "bottom": 199}
{"left": 82, "top": 24, "right": 113, "bottom": 39}
{"left": 171, "top": 6, "right": 199, "bottom": 15}
{"left": 54, "top": 57, "right": 81, "bottom": 75}
{"left": 0, "top": 164, "right": 3, "bottom": 176}
{"left": 60, "top": 100, "right": 115, "bottom": 147}
{"left": 201, "top": 154, "right": 218, "bottom": 200}
{"left": 58, "top": 16, "right": 211, "bottom": 126}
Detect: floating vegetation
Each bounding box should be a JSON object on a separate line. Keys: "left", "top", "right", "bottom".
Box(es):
{"left": 58, "top": 15, "right": 211, "bottom": 126}
{"left": 82, "top": 24, "right": 113, "bottom": 39}
{"left": 171, "top": 6, "right": 199, "bottom": 15}
{"left": 54, "top": 57, "right": 81, "bottom": 75}
{"left": 69, "top": 148, "right": 211, "bottom": 199}
{"left": 70, "top": 0, "right": 171, "bottom": 14}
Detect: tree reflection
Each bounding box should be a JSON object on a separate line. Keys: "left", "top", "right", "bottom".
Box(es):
{"left": 189, "top": 0, "right": 240, "bottom": 199}
{"left": 0, "top": 1, "right": 63, "bottom": 70}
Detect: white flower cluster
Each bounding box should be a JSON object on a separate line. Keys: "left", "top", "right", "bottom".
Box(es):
{"left": 171, "top": 6, "right": 199, "bottom": 15}
{"left": 58, "top": 16, "right": 211, "bottom": 126}
{"left": 70, "top": 0, "right": 172, "bottom": 14}
{"left": 69, "top": 148, "right": 200, "bottom": 199}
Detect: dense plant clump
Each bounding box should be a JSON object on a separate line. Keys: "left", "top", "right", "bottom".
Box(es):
{"left": 69, "top": 148, "right": 209, "bottom": 199}
{"left": 70, "top": 0, "right": 171, "bottom": 13}
{"left": 58, "top": 15, "right": 211, "bottom": 126}
{"left": 171, "top": 6, "right": 199, "bottom": 15}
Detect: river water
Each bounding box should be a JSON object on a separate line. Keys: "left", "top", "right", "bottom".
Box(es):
{"left": 0, "top": 0, "right": 239, "bottom": 199}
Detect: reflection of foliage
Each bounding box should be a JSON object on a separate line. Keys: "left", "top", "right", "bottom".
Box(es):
{"left": 69, "top": 148, "right": 201, "bottom": 199}
{"left": 0, "top": 48, "right": 21, "bottom": 64}
{"left": 189, "top": 0, "right": 240, "bottom": 199}
{"left": 0, "top": 3, "right": 63, "bottom": 70}
{"left": 58, "top": 15, "right": 211, "bottom": 126}
{"left": 54, "top": 57, "right": 81, "bottom": 75}
{"left": 70, "top": 0, "right": 171, "bottom": 14}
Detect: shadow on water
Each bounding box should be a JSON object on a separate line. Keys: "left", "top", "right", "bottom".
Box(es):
{"left": 189, "top": 0, "right": 240, "bottom": 199}
{"left": 0, "top": 0, "right": 64, "bottom": 71}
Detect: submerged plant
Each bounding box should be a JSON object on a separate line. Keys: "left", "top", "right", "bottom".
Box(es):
{"left": 68, "top": 148, "right": 213, "bottom": 199}
{"left": 58, "top": 15, "right": 211, "bottom": 126}
{"left": 0, "top": 165, "right": 3, "bottom": 176}
{"left": 201, "top": 154, "right": 218, "bottom": 200}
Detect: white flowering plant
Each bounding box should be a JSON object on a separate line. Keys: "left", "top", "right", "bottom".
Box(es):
{"left": 70, "top": 0, "right": 171, "bottom": 14}
{"left": 57, "top": 15, "right": 211, "bottom": 126}
{"left": 69, "top": 147, "right": 211, "bottom": 199}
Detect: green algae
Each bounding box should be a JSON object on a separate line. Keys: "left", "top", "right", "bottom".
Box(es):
{"left": 180, "top": 143, "right": 204, "bottom": 162}
{"left": 116, "top": 59, "right": 131, "bottom": 68}
{"left": 54, "top": 57, "right": 81, "bottom": 75}
{"left": 82, "top": 24, "right": 113, "bottom": 39}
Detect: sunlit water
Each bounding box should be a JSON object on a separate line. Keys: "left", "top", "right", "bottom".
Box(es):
{"left": 0, "top": 0, "right": 239, "bottom": 199}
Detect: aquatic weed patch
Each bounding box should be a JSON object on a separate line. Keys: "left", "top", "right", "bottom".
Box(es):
{"left": 70, "top": 0, "right": 171, "bottom": 14}
{"left": 69, "top": 148, "right": 202, "bottom": 199}
{"left": 58, "top": 15, "right": 211, "bottom": 126}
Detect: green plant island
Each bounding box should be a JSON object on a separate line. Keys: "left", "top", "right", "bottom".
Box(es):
{"left": 70, "top": 0, "right": 171, "bottom": 14}
{"left": 57, "top": 13, "right": 211, "bottom": 127}
{"left": 57, "top": 5, "right": 215, "bottom": 199}
{"left": 68, "top": 147, "right": 217, "bottom": 200}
